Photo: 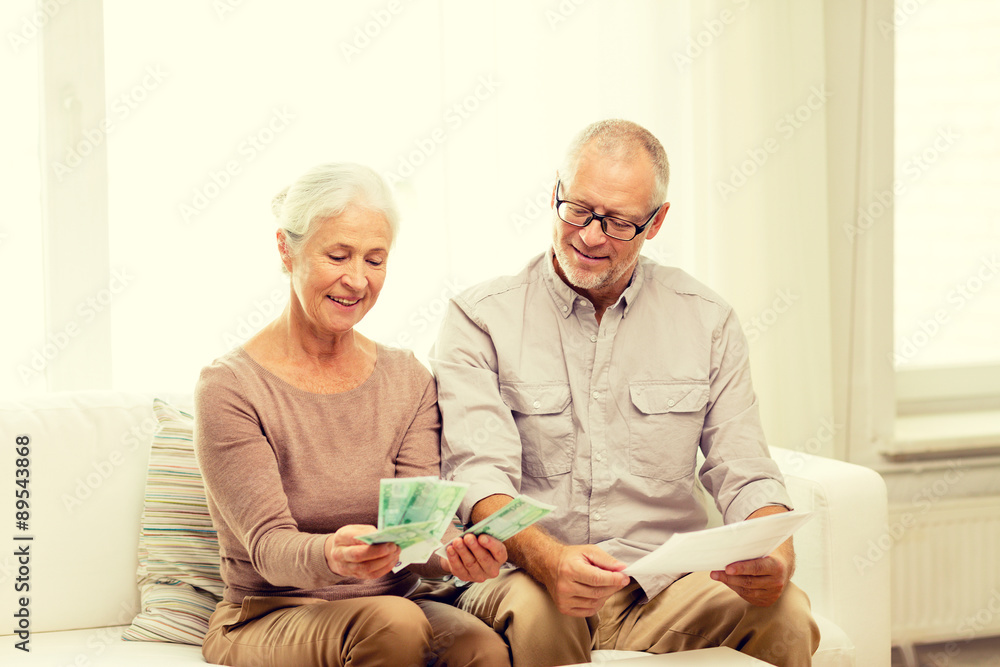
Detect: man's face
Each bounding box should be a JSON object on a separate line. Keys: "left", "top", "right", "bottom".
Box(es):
{"left": 552, "top": 144, "right": 666, "bottom": 299}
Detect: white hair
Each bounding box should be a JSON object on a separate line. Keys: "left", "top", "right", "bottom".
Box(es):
{"left": 560, "top": 119, "right": 670, "bottom": 210}
{"left": 272, "top": 162, "right": 400, "bottom": 273}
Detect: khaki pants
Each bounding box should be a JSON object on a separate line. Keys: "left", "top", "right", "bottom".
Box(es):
{"left": 202, "top": 581, "right": 510, "bottom": 667}
{"left": 455, "top": 570, "right": 820, "bottom": 667}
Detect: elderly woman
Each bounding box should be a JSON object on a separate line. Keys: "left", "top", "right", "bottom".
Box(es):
{"left": 194, "top": 163, "right": 510, "bottom": 666}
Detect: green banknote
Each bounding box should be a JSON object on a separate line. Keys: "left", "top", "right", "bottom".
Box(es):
{"left": 356, "top": 520, "right": 439, "bottom": 550}
{"left": 372, "top": 478, "right": 470, "bottom": 558}
{"left": 394, "top": 479, "right": 469, "bottom": 535}
{"left": 378, "top": 476, "right": 434, "bottom": 529}
{"left": 461, "top": 495, "right": 556, "bottom": 542}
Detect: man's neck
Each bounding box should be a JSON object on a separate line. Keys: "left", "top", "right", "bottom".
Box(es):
{"left": 552, "top": 254, "right": 634, "bottom": 324}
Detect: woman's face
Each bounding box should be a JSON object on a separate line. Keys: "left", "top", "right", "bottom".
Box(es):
{"left": 284, "top": 206, "right": 392, "bottom": 339}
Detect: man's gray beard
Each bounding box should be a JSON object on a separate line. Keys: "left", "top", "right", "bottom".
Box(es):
{"left": 553, "top": 242, "right": 639, "bottom": 293}
{"left": 553, "top": 243, "right": 610, "bottom": 291}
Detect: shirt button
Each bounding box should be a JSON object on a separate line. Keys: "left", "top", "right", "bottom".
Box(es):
{"left": 594, "top": 512, "right": 602, "bottom": 520}
{"left": 590, "top": 335, "right": 597, "bottom": 343}
{"left": 667, "top": 399, "right": 676, "bottom": 407}
{"left": 562, "top": 305, "right": 568, "bottom": 312}
{"left": 592, "top": 391, "right": 600, "bottom": 400}
{"left": 532, "top": 400, "right": 541, "bottom": 409}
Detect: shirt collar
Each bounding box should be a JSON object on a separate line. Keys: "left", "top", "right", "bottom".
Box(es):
{"left": 544, "top": 249, "right": 579, "bottom": 318}
{"left": 543, "top": 248, "right": 647, "bottom": 319}
{"left": 620, "top": 256, "right": 646, "bottom": 317}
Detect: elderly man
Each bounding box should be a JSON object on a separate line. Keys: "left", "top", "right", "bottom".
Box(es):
{"left": 430, "top": 119, "right": 819, "bottom": 666}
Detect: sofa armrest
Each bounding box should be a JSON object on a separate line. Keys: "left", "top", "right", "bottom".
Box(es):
{"left": 770, "top": 447, "right": 890, "bottom": 667}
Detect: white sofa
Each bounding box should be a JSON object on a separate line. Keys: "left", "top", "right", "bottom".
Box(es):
{"left": 0, "top": 391, "right": 890, "bottom": 666}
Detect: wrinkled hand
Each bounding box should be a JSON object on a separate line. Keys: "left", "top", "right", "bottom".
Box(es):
{"left": 439, "top": 533, "right": 508, "bottom": 583}
{"left": 324, "top": 525, "right": 400, "bottom": 580}
{"left": 711, "top": 550, "right": 792, "bottom": 607}
{"left": 542, "top": 545, "right": 630, "bottom": 616}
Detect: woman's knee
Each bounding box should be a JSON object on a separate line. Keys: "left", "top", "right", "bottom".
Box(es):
{"left": 353, "top": 595, "right": 433, "bottom": 639}
{"left": 331, "top": 597, "right": 436, "bottom": 665}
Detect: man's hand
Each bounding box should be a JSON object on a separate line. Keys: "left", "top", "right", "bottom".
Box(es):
{"left": 710, "top": 506, "right": 796, "bottom": 607}
{"left": 439, "top": 533, "right": 508, "bottom": 583}
{"left": 540, "top": 544, "right": 630, "bottom": 616}
{"left": 324, "top": 525, "right": 401, "bottom": 580}
{"left": 471, "top": 494, "right": 629, "bottom": 615}
{"left": 710, "top": 550, "right": 792, "bottom": 607}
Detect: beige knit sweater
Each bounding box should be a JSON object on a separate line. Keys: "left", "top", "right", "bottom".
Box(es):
{"left": 194, "top": 344, "right": 441, "bottom": 604}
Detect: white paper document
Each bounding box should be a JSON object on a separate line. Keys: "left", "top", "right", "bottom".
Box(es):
{"left": 624, "top": 510, "right": 813, "bottom": 576}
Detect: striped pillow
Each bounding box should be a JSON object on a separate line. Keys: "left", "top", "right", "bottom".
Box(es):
{"left": 123, "top": 399, "right": 223, "bottom": 644}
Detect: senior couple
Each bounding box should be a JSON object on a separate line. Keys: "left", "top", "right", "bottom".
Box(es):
{"left": 194, "top": 119, "right": 821, "bottom": 667}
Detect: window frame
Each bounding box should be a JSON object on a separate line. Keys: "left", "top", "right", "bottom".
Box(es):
{"left": 38, "top": 0, "right": 114, "bottom": 392}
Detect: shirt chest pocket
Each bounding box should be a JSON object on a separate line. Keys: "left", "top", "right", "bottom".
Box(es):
{"left": 628, "top": 382, "right": 709, "bottom": 481}
{"left": 499, "top": 382, "right": 574, "bottom": 477}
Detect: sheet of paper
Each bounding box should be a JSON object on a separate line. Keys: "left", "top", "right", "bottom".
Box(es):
{"left": 392, "top": 538, "right": 441, "bottom": 572}
{"left": 624, "top": 510, "right": 813, "bottom": 576}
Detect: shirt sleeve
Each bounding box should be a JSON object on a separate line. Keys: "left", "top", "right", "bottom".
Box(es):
{"left": 698, "top": 307, "right": 794, "bottom": 524}
{"left": 194, "top": 363, "right": 342, "bottom": 590}
{"left": 429, "top": 296, "right": 523, "bottom": 525}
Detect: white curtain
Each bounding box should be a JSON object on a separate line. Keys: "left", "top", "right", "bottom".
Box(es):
{"left": 686, "top": 0, "right": 837, "bottom": 458}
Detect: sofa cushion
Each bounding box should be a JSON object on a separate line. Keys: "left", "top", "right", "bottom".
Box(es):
{"left": 0, "top": 391, "right": 160, "bottom": 635}
{"left": 123, "top": 399, "right": 222, "bottom": 645}
{"left": 22, "top": 626, "right": 206, "bottom": 665}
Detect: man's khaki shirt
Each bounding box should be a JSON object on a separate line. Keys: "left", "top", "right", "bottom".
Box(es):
{"left": 430, "top": 251, "right": 792, "bottom": 599}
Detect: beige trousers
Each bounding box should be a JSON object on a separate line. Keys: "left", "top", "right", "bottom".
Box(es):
{"left": 202, "top": 581, "right": 510, "bottom": 667}
{"left": 455, "top": 570, "right": 821, "bottom": 667}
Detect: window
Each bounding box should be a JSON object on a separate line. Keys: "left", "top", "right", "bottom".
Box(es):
{"left": 891, "top": 0, "right": 1000, "bottom": 457}
{"left": 4, "top": 1, "right": 695, "bottom": 398}
{"left": 2, "top": 0, "right": 46, "bottom": 396}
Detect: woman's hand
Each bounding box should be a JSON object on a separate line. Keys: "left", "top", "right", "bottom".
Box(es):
{"left": 325, "top": 525, "right": 401, "bottom": 580}
{"left": 439, "top": 533, "right": 508, "bottom": 583}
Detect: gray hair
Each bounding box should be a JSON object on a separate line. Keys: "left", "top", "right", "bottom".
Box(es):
{"left": 559, "top": 119, "right": 670, "bottom": 210}
{"left": 272, "top": 162, "right": 400, "bottom": 273}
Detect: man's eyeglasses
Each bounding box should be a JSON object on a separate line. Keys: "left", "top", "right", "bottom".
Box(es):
{"left": 554, "top": 180, "right": 660, "bottom": 241}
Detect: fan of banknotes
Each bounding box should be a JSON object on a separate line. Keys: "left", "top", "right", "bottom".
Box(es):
{"left": 356, "top": 476, "right": 555, "bottom": 569}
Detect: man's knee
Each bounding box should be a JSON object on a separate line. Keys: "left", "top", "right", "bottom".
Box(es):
{"left": 460, "top": 571, "right": 588, "bottom": 640}
{"left": 494, "top": 572, "right": 582, "bottom": 631}
{"left": 743, "top": 584, "right": 820, "bottom": 664}
{"left": 463, "top": 571, "right": 591, "bottom": 664}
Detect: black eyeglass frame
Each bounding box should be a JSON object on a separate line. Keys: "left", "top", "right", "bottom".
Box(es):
{"left": 554, "top": 180, "right": 661, "bottom": 241}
